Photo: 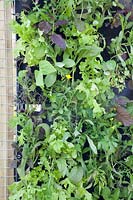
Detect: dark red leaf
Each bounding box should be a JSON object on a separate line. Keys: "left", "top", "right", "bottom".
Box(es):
{"left": 38, "top": 21, "right": 52, "bottom": 34}
{"left": 121, "top": 52, "right": 128, "bottom": 61}
{"left": 115, "top": 96, "right": 130, "bottom": 106}
{"left": 55, "top": 20, "right": 68, "bottom": 26}
{"left": 116, "top": 105, "right": 133, "bottom": 126}
{"left": 50, "top": 34, "right": 66, "bottom": 50}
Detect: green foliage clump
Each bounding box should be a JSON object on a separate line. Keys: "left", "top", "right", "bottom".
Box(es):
{"left": 9, "top": 0, "right": 133, "bottom": 199}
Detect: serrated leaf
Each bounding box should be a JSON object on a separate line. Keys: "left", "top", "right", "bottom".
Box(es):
{"left": 35, "top": 70, "right": 44, "bottom": 87}
{"left": 69, "top": 166, "right": 83, "bottom": 184}
{"left": 45, "top": 72, "right": 57, "bottom": 87}
{"left": 39, "top": 60, "right": 56, "bottom": 75}
{"left": 50, "top": 34, "right": 66, "bottom": 50}
{"left": 63, "top": 59, "right": 75, "bottom": 68}
{"left": 86, "top": 135, "right": 97, "bottom": 154}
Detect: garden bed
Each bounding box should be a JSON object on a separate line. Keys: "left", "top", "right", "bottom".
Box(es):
{"left": 9, "top": 0, "right": 133, "bottom": 199}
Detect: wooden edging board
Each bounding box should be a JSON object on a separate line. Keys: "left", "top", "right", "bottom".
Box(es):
{"left": 0, "top": 1, "right": 16, "bottom": 199}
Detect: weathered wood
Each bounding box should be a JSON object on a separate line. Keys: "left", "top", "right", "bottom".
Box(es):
{"left": 0, "top": 1, "right": 16, "bottom": 199}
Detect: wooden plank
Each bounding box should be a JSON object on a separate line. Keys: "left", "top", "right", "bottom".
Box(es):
{"left": 0, "top": 1, "right": 16, "bottom": 199}
{"left": 0, "top": 2, "right": 7, "bottom": 198}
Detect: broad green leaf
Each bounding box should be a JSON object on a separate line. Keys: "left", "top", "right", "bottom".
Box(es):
{"left": 85, "top": 191, "right": 92, "bottom": 200}
{"left": 125, "top": 155, "right": 133, "bottom": 168}
{"left": 45, "top": 72, "right": 57, "bottom": 87}
{"left": 56, "top": 158, "right": 68, "bottom": 177}
{"left": 63, "top": 58, "right": 75, "bottom": 68}
{"left": 39, "top": 60, "right": 56, "bottom": 75}
{"left": 59, "top": 191, "right": 67, "bottom": 200}
{"left": 69, "top": 166, "right": 83, "bottom": 184}
{"left": 35, "top": 70, "right": 44, "bottom": 87}
{"left": 112, "top": 188, "right": 120, "bottom": 200}
{"left": 77, "top": 45, "right": 102, "bottom": 59}
{"left": 103, "top": 60, "right": 116, "bottom": 71}
{"left": 102, "top": 186, "right": 111, "bottom": 199}
{"left": 55, "top": 62, "right": 65, "bottom": 68}
{"left": 86, "top": 135, "right": 97, "bottom": 154}
{"left": 34, "top": 46, "right": 46, "bottom": 59}
{"left": 127, "top": 102, "right": 133, "bottom": 116}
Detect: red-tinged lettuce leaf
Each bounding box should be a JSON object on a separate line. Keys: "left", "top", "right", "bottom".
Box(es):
{"left": 115, "top": 96, "right": 130, "bottom": 106}
{"left": 55, "top": 20, "right": 68, "bottom": 26}
{"left": 38, "top": 21, "right": 52, "bottom": 34}
{"left": 116, "top": 105, "right": 133, "bottom": 126}
{"left": 50, "top": 34, "right": 66, "bottom": 50}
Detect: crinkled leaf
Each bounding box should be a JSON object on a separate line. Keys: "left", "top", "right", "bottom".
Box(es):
{"left": 45, "top": 72, "right": 57, "bottom": 87}
{"left": 35, "top": 70, "right": 44, "bottom": 87}
{"left": 39, "top": 60, "right": 56, "bottom": 75}
{"left": 51, "top": 139, "right": 63, "bottom": 154}
{"left": 86, "top": 135, "right": 97, "bottom": 154}
{"left": 69, "top": 166, "right": 83, "bottom": 184}
{"left": 38, "top": 21, "right": 52, "bottom": 34}
{"left": 50, "top": 34, "right": 66, "bottom": 50}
